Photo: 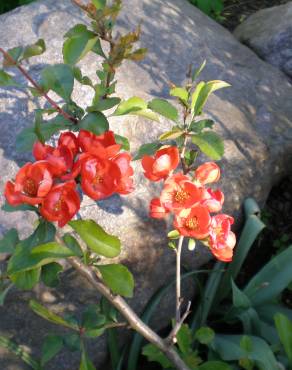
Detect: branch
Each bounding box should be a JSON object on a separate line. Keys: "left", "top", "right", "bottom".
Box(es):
{"left": 68, "top": 256, "right": 190, "bottom": 370}
{"left": 175, "top": 236, "right": 184, "bottom": 323}
{"left": 0, "top": 48, "right": 78, "bottom": 124}
{"left": 166, "top": 301, "right": 192, "bottom": 345}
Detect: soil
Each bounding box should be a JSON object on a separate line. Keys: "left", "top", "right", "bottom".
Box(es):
{"left": 222, "top": 0, "right": 291, "bottom": 30}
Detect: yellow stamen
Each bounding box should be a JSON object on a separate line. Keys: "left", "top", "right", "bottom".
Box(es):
{"left": 174, "top": 190, "right": 189, "bottom": 203}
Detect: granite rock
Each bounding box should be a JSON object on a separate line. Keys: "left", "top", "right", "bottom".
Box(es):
{"left": 0, "top": 0, "right": 292, "bottom": 369}
{"left": 234, "top": 3, "right": 292, "bottom": 79}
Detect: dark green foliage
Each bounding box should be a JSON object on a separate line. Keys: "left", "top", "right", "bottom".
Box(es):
{"left": 0, "top": 0, "right": 35, "bottom": 15}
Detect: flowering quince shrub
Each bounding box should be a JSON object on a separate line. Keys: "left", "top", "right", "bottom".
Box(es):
{"left": 0, "top": 1, "right": 236, "bottom": 369}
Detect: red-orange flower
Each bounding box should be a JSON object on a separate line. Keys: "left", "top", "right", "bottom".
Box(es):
{"left": 80, "top": 156, "right": 121, "bottom": 200}
{"left": 149, "top": 198, "right": 169, "bottom": 219}
{"left": 40, "top": 181, "right": 80, "bottom": 227}
{"left": 174, "top": 205, "right": 211, "bottom": 239}
{"left": 5, "top": 161, "right": 53, "bottom": 206}
{"left": 208, "top": 214, "right": 236, "bottom": 262}
{"left": 113, "top": 152, "right": 134, "bottom": 194}
{"left": 33, "top": 141, "right": 73, "bottom": 177}
{"left": 78, "top": 130, "right": 120, "bottom": 159}
{"left": 195, "top": 162, "right": 220, "bottom": 185}
{"left": 160, "top": 173, "right": 205, "bottom": 213}
{"left": 141, "top": 146, "right": 179, "bottom": 182}
{"left": 201, "top": 188, "right": 224, "bottom": 213}
{"left": 58, "top": 132, "right": 79, "bottom": 157}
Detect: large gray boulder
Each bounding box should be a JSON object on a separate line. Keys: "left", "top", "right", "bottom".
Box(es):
{"left": 234, "top": 3, "right": 292, "bottom": 79}
{"left": 0, "top": 0, "right": 292, "bottom": 369}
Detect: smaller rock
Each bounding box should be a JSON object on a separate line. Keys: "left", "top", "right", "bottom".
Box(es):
{"left": 234, "top": 3, "right": 292, "bottom": 79}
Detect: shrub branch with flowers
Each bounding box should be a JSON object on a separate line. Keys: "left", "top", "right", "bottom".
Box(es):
{"left": 0, "top": 1, "right": 236, "bottom": 369}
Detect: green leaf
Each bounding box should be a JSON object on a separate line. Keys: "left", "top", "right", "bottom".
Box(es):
{"left": 216, "top": 201, "right": 265, "bottom": 303}
{"left": 211, "top": 334, "right": 278, "bottom": 370}
{"left": 80, "top": 349, "right": 96, "bottom": 370}
{"left": 148, "top": 98, "right": 178, "bottom": 122}
{"left": 41, "top": 64, "right": 74, "bottom": 101}
{"left": 63, "top": 24, "right": 100, "bottom": 65}
{"left": 1, "top": 203, "right": 37, "bottom": 213}
{"left": 63, "top": 233, "right": 83, "bottom": 257}
{"left": 274, "top": 313, "right": 292, "bottom": 362}
{"left": 191, "top": 262, "right": 224, "bottom": 330}
{"left": 81, "top": 304, "right": 106, "bottom": 331}
{"left": 34, "top": 111, "right": 45, "bottom": 143}
{"left": 63, "top": 333, "right": 81, "bottom": 352}
{"left": 195, "top": 326, "right": 215, "bottom": 344}
{"left": 113, "top": 96, "right": 147, "bottom": 116}
{"left": 170, "top": 87, "right": 189, "bottom": 104}
{"left": 0, "top": 70, "right": 20, "bottom": 87}
{"left": 3, "top": 46, "right": 23, "bottom": 67}
{"left": 92, "top": 0, "right": 106, "bottom": 9}
{"left": 127, "top": 48, "right": 147, "bottom": 61}
{"left": 22, "top": 39, "right": 46, "bottom": 60}
{"left": 0, "top": 284, "right": 13, "bottom": 306}
{"left": 29, "top": 300, "right": 79, "bottom": 330}
{"left": 133, "top": 142, "right": 162, "bottom": 160}
{"left": 69, "top": 219, "right": 121, "bottom": 258}
{"left": 142, "top": 344, "right": 172, "bottom": 368}
{"left": 10, "top": 269, "right": 41, "bottom": 290}
{"left": 114, "top": 134, "right": 130, "bottom": 151}
{"left": 0, "top": 336, "right": 40, "bottom": 370}
{"left": 240, "top": 335, "right": 253, "bottom": 352}
{"left": 89, "top": 97, "right": 121, "bottom": 112}
{"left": 191, "top": 81, "right": 205, "bottom": 114}
{"left": 79, "top": 112, "right": 109, "bottom": 135}
{"left": 176, "top": 324, "right": 192, "bottom": 355}
{"left": 41, "top": 335, "right": 63, "bottom": 366}
{"left": 0, "top": 228, "right": 19, "bottom": 254}
{"left": 16, "top": 120, "right": 71, "bottom": 152}
{"left": 232, "top": 280, "right": 251, "bottom": 309}
{"left": 159, "top": 128, "right": 183, "bottom": 141}
{"left": 41, "top": 262, "right": 63, "bottom": 288}
{"left": 198, "top": 361, "right": 231, "bottom": 370}
{"left": 73, "top": 66, "right": 93, "bottom": 87}
{"left": 189, "top": 119, "right": 214, "bottom": 133}
{"left": 192, "top": 80, "right": 230, "bottom": 116}
{"left": 132, "top": 108, "right": 160, "bottom": 122}
{"left": 8, "top": 242, "right": 74, "bottom": 274}
{"left": 191, "top": 131, "right": 224, "bottom": 160}
{"left": 244, "top": 246, "right": 292, "bottom": 305}
{"left": 192, "top": 60, "right": 206, "bottom": 81}
{"left": 98, "top": 264, "right": 134, "bottom": 298}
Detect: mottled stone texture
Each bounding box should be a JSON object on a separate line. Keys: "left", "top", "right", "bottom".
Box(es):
{"left": 0, "top": 0, "right": 292, "bottom": 369}
{"left": 234, "top": 3, "right": 292, "bottom": 79}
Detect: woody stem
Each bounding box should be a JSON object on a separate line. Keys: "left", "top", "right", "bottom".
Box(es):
{"left": 0, "top": 48, "right": 78, "bottom": 124}
{"left": 175, "top": 235, "right": 184, "bottom": 323}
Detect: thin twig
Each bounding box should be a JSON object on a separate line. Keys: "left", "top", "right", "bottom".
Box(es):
{"left": 166, "top": 301, "right": 192, "bottom": 344}
{"left": 0, "top": 48, "right": 78, "bottom": 124}
{"left": 175, "top": 235, "right": 184, "bottom": 323}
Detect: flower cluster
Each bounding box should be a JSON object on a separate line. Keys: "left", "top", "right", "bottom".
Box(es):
{"left": 5, "top": 130, "right": 134, "bottom": 227}
{"left": 142, "top": 146, "right": 236, "bottom": 262}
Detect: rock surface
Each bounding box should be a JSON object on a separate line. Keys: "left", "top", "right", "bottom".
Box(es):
{"left": 234, "top": 2, "right": 292, "bottom": 79}
{"left": 0, "top": 0, "right": 292, "bottom": 369}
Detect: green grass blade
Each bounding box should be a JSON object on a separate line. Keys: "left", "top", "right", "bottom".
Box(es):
{"left": 191, "top": 262, "right": 225, "bottom": 330}
{"left": 244, "top": 245, "right": 292, "bottom": 305}
{"left": 0, "top": 336, "right": 41, "bottom": 369}
{"left": 107, "top": 328, "right": 121, "bottom": 370}
{"left": 215, "top": 199, "right": 265, "bottom": 303}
